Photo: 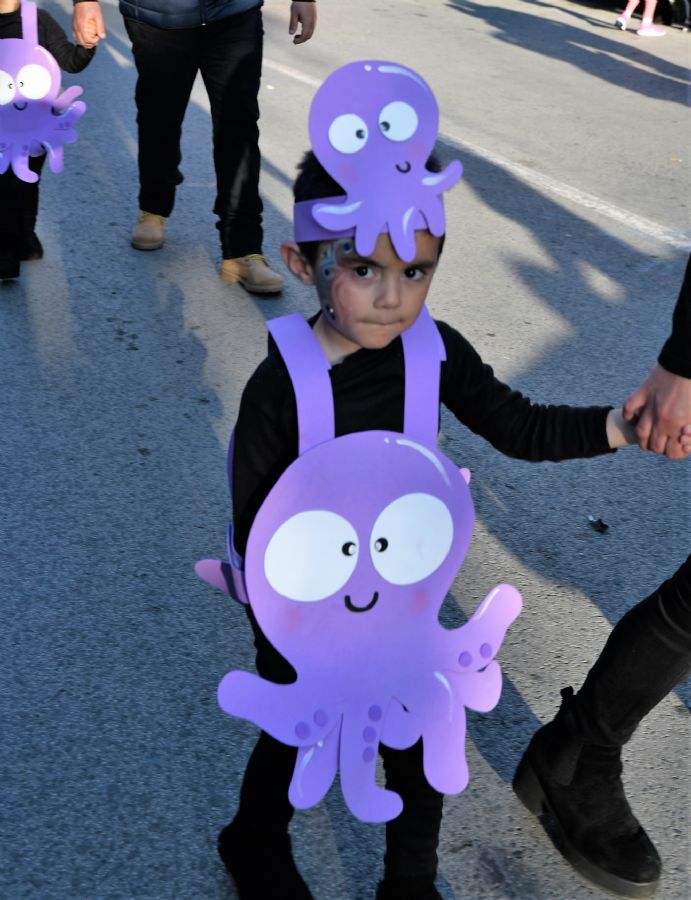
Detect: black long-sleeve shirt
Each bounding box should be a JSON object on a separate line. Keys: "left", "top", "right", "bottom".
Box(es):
{"left": 658, "top": 254, "right": 691, "bottom": 379}
{"left": 0, "top": 7, "right": 94, "bottom": 72}
{"left": 232, "top": 317, "right": 612, "bottom": 556}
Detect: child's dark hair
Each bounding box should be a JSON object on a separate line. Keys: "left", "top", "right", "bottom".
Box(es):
{"left": 294, "top": 150, "right": 446, "bottom": 264}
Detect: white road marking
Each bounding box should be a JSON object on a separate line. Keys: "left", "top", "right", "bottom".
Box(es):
{"left": 263, "top": 58, "right": 691, "bottom": 251}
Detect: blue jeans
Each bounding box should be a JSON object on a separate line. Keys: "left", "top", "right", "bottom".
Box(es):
{"left": 124, "top": 8, "right": 264, "bottom": 257}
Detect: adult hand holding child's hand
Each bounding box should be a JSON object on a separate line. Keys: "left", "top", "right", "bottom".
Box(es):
{"left": 623, "top": 364, "right": 691, "bottom": 459}
{"left": 72, "top": 1, "right": 106, "bottom": 50}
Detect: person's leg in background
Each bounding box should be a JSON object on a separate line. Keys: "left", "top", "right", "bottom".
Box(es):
{"left": 124, "top": 18, "right": 199, "bottom": 250}
{"left": 200, "top": 8, "right": 284, "bottom": 294}
{"left": 514, "top": 556, "right": 691, "bottom": 898}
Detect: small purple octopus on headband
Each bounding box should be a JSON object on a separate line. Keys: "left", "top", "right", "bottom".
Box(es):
{"left": 308, "top": 61, "right": 463, "bottom": 262}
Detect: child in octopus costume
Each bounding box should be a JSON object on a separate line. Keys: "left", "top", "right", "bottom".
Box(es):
{"left": 0, "top": 0, "right": 92, "bottom": 279}
{"left": 197, "top": 61, "right": 637, "bottom": 900}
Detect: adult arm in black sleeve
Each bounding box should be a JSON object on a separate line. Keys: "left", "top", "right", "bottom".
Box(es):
{"left": 658, "top": 254, "right": 691, "bottom": 379}
{"left": 437, "top": 321, "right": 613, "bottom": 462}
{"left": 623, "top": 254, "right": 691, "bottom": 459}
{"left": 39, "top": 10, "right": 95, "bottom": 72}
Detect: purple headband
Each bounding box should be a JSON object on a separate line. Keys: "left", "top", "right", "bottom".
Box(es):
{"left": 293, "top": 60, "right": 463, "bottom": 261}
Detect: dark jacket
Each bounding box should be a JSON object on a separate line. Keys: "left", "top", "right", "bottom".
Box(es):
{"left": 116, "top": 0, "right": 261, "bottom": 29}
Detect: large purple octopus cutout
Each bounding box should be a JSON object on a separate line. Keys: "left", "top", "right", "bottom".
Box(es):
{"left": 307, "top": 61, "right": 463, "bottom": 262}
{"left": 197, "top": 310, "right": 521, "bottom": 823}
{"left": 0, "top": 2, "right": 86, "bottom": 183}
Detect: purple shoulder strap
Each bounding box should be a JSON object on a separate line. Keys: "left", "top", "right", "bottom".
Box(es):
{"left": 21, "top": 1, "right": 38, "bottom": 45}
{"left": 267, "top": 314, "right": 335, "bottom": 454}
{"left": 401, "top": 307, "right": 447, "bottom": 444}
{"left": 268, "top": 309, "right": 445, "bottom": 453}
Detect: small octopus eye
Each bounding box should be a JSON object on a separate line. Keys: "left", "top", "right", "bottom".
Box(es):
{"left": 373, "top": 538, "right": 388, "bottom": 553}
{"left": 328, "top": 114, "right": 369, "bottom": 155}
{"left": 378, "top": 101, "right": 418, "bottom": 143}
{"left": 342, "top": 541, "right": 357, "bottom": 557}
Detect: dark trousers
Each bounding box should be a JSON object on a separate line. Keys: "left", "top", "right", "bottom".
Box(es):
{"left": 233, "top": 609, "right": 444, "bottom": 880}
{"left": 572, "top": 554, "right": 691, "bottom": 746}
{"left": 124, "top": 8, "right": 264, "bottom": 258}
{"left": 0, "top": 155, "right": 45, "bottom": 251}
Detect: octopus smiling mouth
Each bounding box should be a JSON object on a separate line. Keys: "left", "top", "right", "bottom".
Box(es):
{"left": 13, "top": 102, "right": 28, "bottom": 111}
{"left": 345, "top": 591, "right": 379, "bottom": 613}
{"left": 395, "top": 161, "right": 411, "bottom": 174}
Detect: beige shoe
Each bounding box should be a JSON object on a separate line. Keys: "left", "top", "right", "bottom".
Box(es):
{"left": 131, "top": 211, "right": 166, "bottom": 251}
{"left": 220, "top": 254, "right": 284, "bottom": 295}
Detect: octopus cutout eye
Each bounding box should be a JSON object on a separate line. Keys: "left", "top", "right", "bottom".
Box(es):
{"left": 378, "top": 102, "right": 418, "bottom": 143}
{"left": 264, "top": 510, "right": 359, "bottom": 601}
{"left": 0, "top": 70, "right": 15, "bottom": 106}
{"left": 16, "top": 64, "right": 51, "bottom": 101}
{"left": 328, "top": 114, "right": 369, "bottom": 155}
{"left": 370, "top": 493, "right": 453, "bottom": 585}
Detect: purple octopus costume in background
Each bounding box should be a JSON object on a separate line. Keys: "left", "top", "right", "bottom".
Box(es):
{"left": 0, "top": 1, "right": 85, "bottom": 183}
{"left": 196, "top": 60, "right": 522, "bottom": 824}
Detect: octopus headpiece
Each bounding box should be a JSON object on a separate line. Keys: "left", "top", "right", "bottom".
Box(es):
{"left": 293, "top": 60, "right": 463, "bottom": 262}
{"left": 196, "top": 309, "right": 521, "bottom": 823}
{"left": 0, "top": 1, "right": 86, "bottom": 183}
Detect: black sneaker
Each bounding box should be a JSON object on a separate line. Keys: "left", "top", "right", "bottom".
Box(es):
{"left": 217, "top": 821, "right": 313, "bottom": 900}
{"left": 513, "top": 693, "right": 661, "bottom": 898}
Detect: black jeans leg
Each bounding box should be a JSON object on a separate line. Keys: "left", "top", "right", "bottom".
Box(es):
{"left": 0, "top": 155, "right": 44, "bottom": 248}
{"left": 572, "top": 554, "right": 691, "bottom": 746}
{"left": 380, "top": 741, "right": 444, "bottom": 880}
{"left": 124, "top": 17, "right": 199, "bottom": 217}
{"left": 199, "top": 8, "right": 264, "bottom": 258}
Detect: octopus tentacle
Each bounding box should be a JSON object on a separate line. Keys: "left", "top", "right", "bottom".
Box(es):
{"left": 439, "top": 583, "right": 522, "bottom": 674}
{"left": 217, "top": 671, "right": 335, "bottom": 747}
{"left": 289, "top": 725, "right": 340, "bottom": 809}
{"left": 12, "top": 146, "right": 38, "bottom": 183}
{"left": 420, "top": 679, "right": 470, "bottom": 795}
{"left": 380, "top": 698, "right": 421, "bottom": 750}
{"left": 339, "top": 704, "right": 403, "bottom": 823}
{"left": 52, "top": 86, "right": 84, "bottom": 114}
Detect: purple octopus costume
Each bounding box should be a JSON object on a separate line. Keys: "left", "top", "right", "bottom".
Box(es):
{"left": 197, "top": 60, "right": 522, "bottom": 824}
{"left": 0, "top": 1, "right": 85, "bottom": 183}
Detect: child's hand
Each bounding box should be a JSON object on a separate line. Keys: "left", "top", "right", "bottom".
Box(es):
{"left": 606, "top": 408, "right": 638, "bottom": 448}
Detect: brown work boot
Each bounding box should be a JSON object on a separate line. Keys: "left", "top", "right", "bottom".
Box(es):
{"left": 220, "top": 254, "right": 284, "bottom": 295}
{"left": 131, "top": 211, "right": 166, "bottom": 251}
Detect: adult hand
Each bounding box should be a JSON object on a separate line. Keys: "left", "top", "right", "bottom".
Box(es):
{"left": 623, "top": 363, "right": 691, "bottom": 460}
{"left": 289, "top": 1, "right": 317, "bottom": 44}
{"left": 73, "top": 1, "right": 106, "bottom": 49}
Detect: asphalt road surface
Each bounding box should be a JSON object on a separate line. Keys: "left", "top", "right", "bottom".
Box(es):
{"left": 1, "top": 1, "right": 689, "bottom": 898}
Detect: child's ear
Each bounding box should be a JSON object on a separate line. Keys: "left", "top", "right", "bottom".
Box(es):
{"left": 281, "top": 241, "right": 315, "bottom": 286}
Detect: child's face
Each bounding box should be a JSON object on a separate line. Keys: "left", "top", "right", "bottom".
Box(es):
{"left": 310, "top": 230, "right": 440, "bottom": 354}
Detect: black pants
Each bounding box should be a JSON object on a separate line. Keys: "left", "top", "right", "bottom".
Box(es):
{"left": 0, "top": 155, "right": 45, "bottom": 251}
{"left": 572, "top": 554, "right": 691, "bottom": 746}
{"left": 124, "top": 8, "right": 264, "bottom": 258}
{"left": 233, "top": 609, "right": 444, "bottom": 881}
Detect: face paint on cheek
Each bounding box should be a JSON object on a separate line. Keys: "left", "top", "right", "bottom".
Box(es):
{"left": 317, "top": 239, "right": 355, "bottom": 321}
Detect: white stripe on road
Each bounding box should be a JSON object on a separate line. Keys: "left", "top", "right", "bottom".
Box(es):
{"left": 263, "top": 57, "right": 691, "bottom": 251}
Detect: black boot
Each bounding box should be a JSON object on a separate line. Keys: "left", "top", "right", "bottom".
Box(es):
{"left": 217, "top": 820, "right": 313, "bottom": 900}
{"left": 376, "top": 874, "right": 442, "bottom": 899}
{"left": 513, "top": 687, "right": 661, "bottom": 899}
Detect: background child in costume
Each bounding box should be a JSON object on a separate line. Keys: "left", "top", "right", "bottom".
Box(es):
{"left": 215, "top": 140, "right": 659, "bottom": 900}
{"left": 0, "top": 0, "right": 94, "bottom": 280}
